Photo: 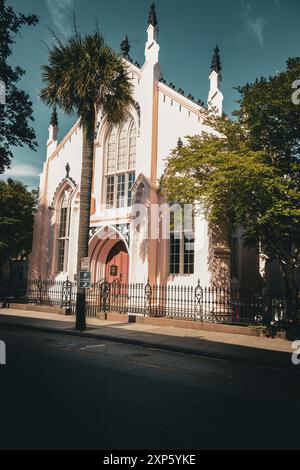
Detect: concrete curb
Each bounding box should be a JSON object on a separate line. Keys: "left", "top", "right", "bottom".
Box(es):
{"left": 0, "top": 316, "right": 296, "bottom": 373}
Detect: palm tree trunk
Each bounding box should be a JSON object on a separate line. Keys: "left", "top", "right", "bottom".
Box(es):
{"left": 75, "top": 108, "right": 95, "bottom": 331}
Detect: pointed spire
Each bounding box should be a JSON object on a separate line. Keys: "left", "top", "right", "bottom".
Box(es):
{"left": 177, "top": 137, "right": 183, "bottom": 148}
{"left": 211, "top": 45, "right": 222, "bottom": 74}
{"left": 148, "top": 3, "right": 158, "bottom": 27}
{"left": 145, "top": 2, "right": 160, "bottom": 65}
{"left": 47, "top": 107, "right": 58, "bottom": 158}
{"left": 50, "top": 107, "right": 58, "bottom": 127}
{"left": 120, "top": 35, "right": 131, "bottom": 60}
{"left": 208, "top": 46, "right": 223, "bottom": 115}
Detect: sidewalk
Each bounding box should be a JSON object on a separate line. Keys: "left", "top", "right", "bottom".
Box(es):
{"left": 0, "top": 308, "right": 297, "bottom": 371}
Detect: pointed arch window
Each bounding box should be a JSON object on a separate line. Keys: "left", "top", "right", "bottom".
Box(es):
{"left": 128, "top": 121, "right": 137, "bottom": 169}
{"left": 105, "top": 118, "right": 137, "bottom": 209}
{"left": 107, "top": 127, "right": 117, "bottom": 174}
{"left": 117, "top": 124, "right": 127, "bottom": 171}
{"left": 57, "top": 189, "right": 71, "bottom": 272}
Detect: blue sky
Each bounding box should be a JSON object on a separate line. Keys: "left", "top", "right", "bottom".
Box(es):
{"left": 1, "top": 0, "right": 300, "bottom": 189}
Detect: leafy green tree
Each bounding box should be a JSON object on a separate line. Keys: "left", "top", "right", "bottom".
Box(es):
{"left": 163, "top": 57, "right": 300, "bottom": 309}
{"left": 234, "top": 57, "right": 300, "bottom": 173}
{"left": 40, "top": 31, "right": 133, "bottom": 330}
{"left": 0, "top": 178, "right": 37, "bottom": 270}
{"left": 162, "top": 113, "right": 300, "bottom": 314}
{"left": 0, "top": 0, "right": 38, "bottom": 173}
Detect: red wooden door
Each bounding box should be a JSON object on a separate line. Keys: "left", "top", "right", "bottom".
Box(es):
{"left": 105, "top": 241, "right": 129, "bottom": 284}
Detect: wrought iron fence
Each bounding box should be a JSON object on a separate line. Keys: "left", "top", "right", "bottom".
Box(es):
{"left": 0, "top": 278, "right": 299, "bottom": 325}
{"left": 0, "top": 280, "right": 27, "bottom": 301}
{"left": 86, "top": 280, "right": 299, "bottom": 324}
{"left": 27, "top": 279, "right": 76, "bottom": 313}
{"left": 0, "top": 279, "right": 76, "bottom": 313}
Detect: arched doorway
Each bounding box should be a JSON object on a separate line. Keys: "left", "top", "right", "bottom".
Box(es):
{"left": 105, "top": 241, "right": 129, "bottom": 284}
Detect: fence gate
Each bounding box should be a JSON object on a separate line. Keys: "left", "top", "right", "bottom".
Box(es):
{"left": 100, "top": 281, "right": 111, "bottom": 312}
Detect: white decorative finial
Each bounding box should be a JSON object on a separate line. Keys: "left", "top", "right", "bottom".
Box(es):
{"left": 47, "top": 107, "right": 59, "bottom": 159}
{"left": 145, "top": 4, "right": 159, "bottom": 65}
{"left": 207, "top": 46, "right": 223, "bottom": 116}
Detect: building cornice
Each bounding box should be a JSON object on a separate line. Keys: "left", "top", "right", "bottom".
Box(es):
{"left": 157, "top": 82, "right": 206, "bottom": 117}
{"left": 123, "top": 58, "right": 142, "bottom": 78}
{"left": 48, "top": 119, "right": 81, "bottom": 162}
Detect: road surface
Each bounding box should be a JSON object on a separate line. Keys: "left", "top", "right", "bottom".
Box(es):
{"left": 0, "top": 326, "right": 299, "bottom": 450}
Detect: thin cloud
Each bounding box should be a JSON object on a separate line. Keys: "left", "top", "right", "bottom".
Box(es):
{"left": 45, "top": 0, "right": 75, "bottom": 38}
{"left": 248, "top": 16, "right": 265, "bottom": 46}
{"left": 1, "top": 164, "right": 40, "bottom": 178}
{"left": 241, "top": 3, "right": 266, "bottom": 47}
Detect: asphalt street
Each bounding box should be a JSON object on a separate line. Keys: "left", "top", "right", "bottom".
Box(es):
{"left": 0, "top": 325, "right": 300, "bottom": 450}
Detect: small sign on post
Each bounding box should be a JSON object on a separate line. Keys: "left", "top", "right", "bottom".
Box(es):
{"left": 81, "top": 257, "right": 90, "bottom": 272}
{"left": 79, "top": 271, "right": 91, "bottom": 289}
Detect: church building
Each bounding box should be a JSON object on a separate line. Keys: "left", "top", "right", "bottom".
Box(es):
{"left": 29, "top": 4, "right": 259, "bottom": 291}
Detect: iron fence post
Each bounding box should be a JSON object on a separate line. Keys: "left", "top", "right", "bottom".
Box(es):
{"left": 37, "top": 277, "right": 42, "bottom": 305}
{"left": 101, "top": 280, "right": 111, "bottom": 313}
{"left": 61, "top": 278, "right": 72, "bottom": 313}
{"left": 194, "top": 279, "right": 203, "bottom": 320}
{"left": 144, "top": 280, "right": 152, "bottom": 317}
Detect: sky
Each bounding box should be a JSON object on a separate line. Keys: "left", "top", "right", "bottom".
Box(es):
{"left": 1, "top": 0, "right": 300, "bottom": 189}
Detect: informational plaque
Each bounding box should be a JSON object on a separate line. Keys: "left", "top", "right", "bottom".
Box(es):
{"left": 110, "top": 265, "right": 118, "bottom": 277}
{"left": 81, "top": 257, "right": 90, "bottom": 272}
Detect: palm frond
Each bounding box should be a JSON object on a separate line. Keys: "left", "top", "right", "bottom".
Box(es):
{"left": 40, "top": 31, "right": 134, "bottom": 124}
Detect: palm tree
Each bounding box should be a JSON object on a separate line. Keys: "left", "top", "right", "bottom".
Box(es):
{"left": 40, "top": 31, "right": 133, "bottom": 330}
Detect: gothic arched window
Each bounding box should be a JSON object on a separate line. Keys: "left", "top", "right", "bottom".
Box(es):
{"left": 105, "top": 118, "right": 136, "bottom": 209}
{"left": 107, "top": 127, "right": 117, "bottom": 174}
{"left": 117, "top": 124, "right": 127, "bottom": 171}
{"left": 128, "top": 121, "right": 137, "bottom": 170}
{"left": 57, "top": 189, "right": 71, "bottom": 272}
